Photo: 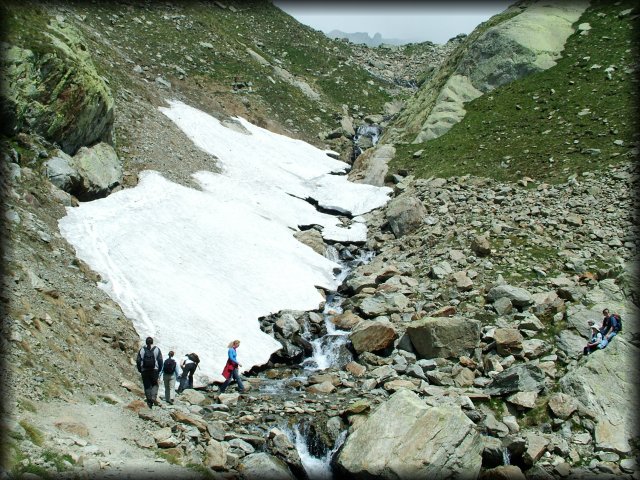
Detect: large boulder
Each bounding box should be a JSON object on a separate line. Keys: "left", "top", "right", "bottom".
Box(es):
{"left": 45, "top": 150, "right": 81, "bottom": 191}
{"left": 406, "top": 316, "right": 481, "bottom": 359}
{"left": 70, "top": 142, "right": 122, "bottom": 199}
{"left": 385, "top": 195, "right": 427, "bottom": 238}
{"left": 560, "top": 338, "right": 640, "bottom": 455}
{"left": 349, "top": 144, "right": 395, "bottom": 187}
{"left": 349, "top": 319, "right": 397, "bottom": 353}
{"left": 487, "top": 285, "right": 533, "bottom": 307}
{"left": 1, "top": 19, "right": 114, "bottom": 154}
{"left": 238, "top": 452, "right": 295, "bottom": 480}
{"left": 485, "top": 364, "right": 546, "bottom": 396}
{"left": 335, "top": 389, "right": 483, "bottom": 479}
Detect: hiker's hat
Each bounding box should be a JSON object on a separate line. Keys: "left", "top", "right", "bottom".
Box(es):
{"left": 590, "top": 325, "right": 599, "bottom": 331}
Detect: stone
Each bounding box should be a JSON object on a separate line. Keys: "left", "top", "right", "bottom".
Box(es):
{"left": 406, "top": 316, "right": 481, "bottom": 359}
{"left": 349, "top": 144, "right": 395, "bottom": 187}
{"left": 179, "top": 389, "right": 206, "bottom": 405}
{"left": 479, "top": 465, "right": 526, "bottom": 480}
{"left": 548, "top": 393, "right": 578, "bottom": 420}
{"left": 523, "top": 432, "right": 549, "bottom": 466}
{"left": 345, "top": 361, "right": 366, "bottom": 377}
{"left": 206, "top": 440, "right": 227, "bottom": 470}
{"left": 71, "top": 142, "right": 122, "bottom": 199}
{"left": 45, "top": 150, "right": 81, "bottom": 191}
{"left": 383, "top": 379, "right": 418, "bottom": 392}
{"left": 452, "top": 271, "right": 474, "bottom": 291}
{"left": 331, "top": 311, "right": 363, "bottom": 330}
{"left": 487, "top": 285, "right": 533, "bottom": 307}
{"left": 349, "top": 318, "right": 397, "bottom": 353}
{"left": 493, "top": 297, "right": 513, "bottom": 316}
{"left": 306, "top": 381, "right": 335, "bottom": 394}
{"left": 485, "top": 364, "right": 546, "bottom": 396}
{"left": 336, "top": 390, "right": 483, "bottom": 478}
{"left": 507, "top": 391, "right": 538, "bottom": 409}
{"left": 238, "top": 452, "right": 295, "bottom": 479}
{"left": 494, "top": 328, "right": 524, "bottom": 356}
{"left": 471, "top": 234, "right": 492, "bottom": 257}
{"left": 385, "top": 195, "right": 427, "bottom": 238}
{"left": 3, "top": 22, "right": 115, "bottom": 154}
{"left": 293, "top": 229, "right": 325, "bottom": 256}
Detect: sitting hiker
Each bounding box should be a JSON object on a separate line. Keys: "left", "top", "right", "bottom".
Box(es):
{"left": 598, "top": 308, "right": 621, "bottom": 349}
{"left": 583, "top": 324, "right": 602, "bottom": 355}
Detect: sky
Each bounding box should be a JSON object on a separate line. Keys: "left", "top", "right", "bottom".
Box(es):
{"left": 58, "top": 100, "right": 391, "bottom": 385}
{"left": 274, "top": 1, "right": 513, "bottom": 44}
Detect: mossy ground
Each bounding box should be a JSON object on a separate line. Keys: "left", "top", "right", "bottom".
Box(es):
{"left": 389, "top": 0, "right": 638, "bottom": 184}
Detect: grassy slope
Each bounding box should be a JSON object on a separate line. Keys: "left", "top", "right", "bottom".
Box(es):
{"left": 388, "top": 0, "right": 638, "bottom": 184}
{"left": 1, "top": 0, "right": 392, "bottom": 146}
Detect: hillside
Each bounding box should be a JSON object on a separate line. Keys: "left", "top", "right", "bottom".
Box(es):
{"left": 384, "top": 0, "right": 638, "bottom": 183}
{"left": 1, "top": 1, "right": 638, "bottom": 479}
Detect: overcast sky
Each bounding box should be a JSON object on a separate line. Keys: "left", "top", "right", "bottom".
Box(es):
{"left": 274, "top": 1, "right": 513, "bottom": 44}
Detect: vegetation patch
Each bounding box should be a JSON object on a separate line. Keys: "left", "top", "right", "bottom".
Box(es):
{"left": 19, "top": 420, "right": 44, "bottom": 446}
{"left": 389, "top": 0, "right": 638, "bottom": 183}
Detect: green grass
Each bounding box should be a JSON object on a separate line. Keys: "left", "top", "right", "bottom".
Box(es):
{"left": 520, "top": 397, "right": 550, "bottom": 427}
{"left": 389, "top": 0, "right": 637, "bottom": 183}
{"left": 18, "top": 399, "right": 37, "bottom": 414}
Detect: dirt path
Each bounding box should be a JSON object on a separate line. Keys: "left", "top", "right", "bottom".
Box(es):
{"left": 23, "top": 397, "right": 209, "bottom": 479}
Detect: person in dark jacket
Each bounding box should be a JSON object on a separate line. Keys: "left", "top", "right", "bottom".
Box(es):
{"left": 598, "top": 308, "right": 620, "bottom": 349}
{"left": 220, "top": 340, "right": 245, "bottom": 394}
{"left": 177, "top": 353, "right": 198, "bottom": 393}
{"left": 159, "top": 350, "right": 180, "bottom": 404}
{"left": 136, "top": 336, "right": 163, "bottom": 408}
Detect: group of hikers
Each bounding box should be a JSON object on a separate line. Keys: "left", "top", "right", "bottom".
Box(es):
{"left": 135, "top": 338, "right": 245, "bottom": 409}
{"left": 583, "top": 308, "right": 623, "bottom": 355}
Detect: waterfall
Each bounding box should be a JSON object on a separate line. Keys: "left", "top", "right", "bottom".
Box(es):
{"left": 502, "top": 447, "right": 511, "bottom": 465}
{"left": 353, "top": 124, "right": 382, "bottom": 159}
{"left": 289, "top": 425, "right": 348, "bottom": 480}
{"left": 301, "top": 248, "right": 375, "bottom": 372}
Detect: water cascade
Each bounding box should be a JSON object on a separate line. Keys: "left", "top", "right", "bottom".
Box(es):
{"left": 288, "top": 424, "right": 348, "bottom": 480}
{"left": 352, "top": 124, "right": 382, "bottom": 160}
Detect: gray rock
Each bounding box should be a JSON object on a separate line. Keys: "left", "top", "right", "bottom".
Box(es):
{"left": 385, "top": 195, "right": 427, "bottom": 238}
{"left": 238, "top": 452, "right": 295, "bottom": 479}
{"left": 487, "top": 285, "right": 533, "bottom": 307}
{"left": 45, "top": 150, "right": 81, "bottom": 191}
{"left": 485, "top": 364, "right": 546, "bottom": 396}
{"left": 336, "top": 390, "right": 482, "bottom": 478}
{"left": 71, "top": 142, "right": 122, "bottom": 199}
{"left": 406, "top": 316, "right": 481, "bottom": 359}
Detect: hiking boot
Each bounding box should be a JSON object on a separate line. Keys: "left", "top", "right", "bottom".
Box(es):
{"left": 147, "top": 400, "right": 153, "bottom": 409}
{"left": 153, "top": 399, "right": 160, "bottom": 406}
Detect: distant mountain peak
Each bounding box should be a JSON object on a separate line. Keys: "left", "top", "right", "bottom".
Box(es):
{"left": 326, "top": 29, "right": 405, "bottom": 47}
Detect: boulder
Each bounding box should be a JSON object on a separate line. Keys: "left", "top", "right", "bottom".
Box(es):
{"left": 179, "top": 389, "right": 206, "bottom": 405}
{"left": 385, "top": 195, "right": 427, "bottom": 238}
{"left": 479, "top": 465, "right": 526, "bottom": 480}
{"left": 349, "top": 144, "right": 395, "bottom": 187}
{"left": 335, "top": 390, "right": 483, "bottom": 478}
{"left": 357, "top": 292, "right": 410, "bottom": 317}
{"left": 506, "top": 391, "right": 537, "bottom": 409}
{"left": 560, "top": 339, "right": 639, "bottom": 455}
{"left": 471, "top": 234, "right": 492, "bottom": 257}
{"left": 45, "top": 150, "right": 81, "bottom": 191}
{"left": 238, "top": 452, "right": 295, "bottom": 480}
{"left": 485, "top": 364, "right": 546, "bottom": 396}
{"left": 267, "top": 429, "right": 305, "bottom": 479}
{"left": 547, "top": 392, "right": 578, "bottom": 420}
{"left": 487, "top": 285, "right": 533, "bottom": 307}
{"left": 293, "top": 229, "right": 326, "bottom": 256}
{"left": 2, "top": 20, "right": 115, "bottom": 154}
{"left": 205, "top": 440, "right": 227, "bottom": 470}
{"left": 349, "top": 319, "right": 397, "bottom": 353}
{"left": 406, "top": 316, "right": 481, "bottom": 359}
{"left": 494, "top": 328, "right": 524, "bottom": 356}
{"left": 331, "top": 311, "right": 363, "bottom": 330}
{"left": 71, "top": 142, "right": 122, "bottom": 199}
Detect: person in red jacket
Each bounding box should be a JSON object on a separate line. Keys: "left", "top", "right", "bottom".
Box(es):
{"left": 220, "top": 340, "right": 245, "bottom": 394}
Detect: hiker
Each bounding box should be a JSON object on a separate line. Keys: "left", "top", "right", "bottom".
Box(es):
{"left": 136, "top": 336, "right": 163, "bottom": 409}
{"left": 583, "top": 324, "right": 602, "bottom": 355}
{"left": 177, "top": 352, "right": 199, "bottom": 393}
{"left": 160, "top": 350, "right": 179, "bottom": 404}
{"left": 598, "top": 308, "right": 621, "bottom": 349}
{"left": 220, "top": 340, "right": 245, "bottom": 394}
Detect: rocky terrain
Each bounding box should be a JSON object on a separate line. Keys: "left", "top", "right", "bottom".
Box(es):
{"left": 1, "top": 0, "right": 638, "bottom": 479}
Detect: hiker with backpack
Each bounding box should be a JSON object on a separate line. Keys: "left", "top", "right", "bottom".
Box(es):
{"left": 159, "top": 350, "right": 180, "bottom": 404}
{"left": 177, "top": 352, "right": 199, "bottom": 393}
{"left": 598, "top": 308, "right": 622, "bottom": 349}
{"left": 219, "top": 340, "right": 245, "bottom": 394}
{"left": 136, "top": 336, "right": 163, "bottom": 409}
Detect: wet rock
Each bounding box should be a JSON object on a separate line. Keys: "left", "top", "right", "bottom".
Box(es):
{"left": 238, "top": 452, "right": 295, "bottom": 479}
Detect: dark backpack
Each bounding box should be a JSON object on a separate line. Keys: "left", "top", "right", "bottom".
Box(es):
{"left": 163, "top": 358, "right": 176, "bottom": 374}
{"left": 142, "top": 346, "right": 157, "bottom": 370}
{"left": 187, "top": 353, "right": 200, "bottom": 365}
{"left": 612, "top": 313, "right": 622, "bottom": 332}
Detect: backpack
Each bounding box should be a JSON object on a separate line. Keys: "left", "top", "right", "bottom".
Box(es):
{"left": 163, "top": 358, "right": 176, "bottom": 374}
{"left": 142, "top": 346, "right": 157, "bottom": 370}
{"left": 612, "top": 313, "right": 622, "bottom": 332}
{"left": 187, "top": 353, "right": 200, "bottom": 365}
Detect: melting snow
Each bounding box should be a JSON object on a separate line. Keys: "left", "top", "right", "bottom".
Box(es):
{"left": 58, "top": 100, "right": 391, "bottom": 383}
